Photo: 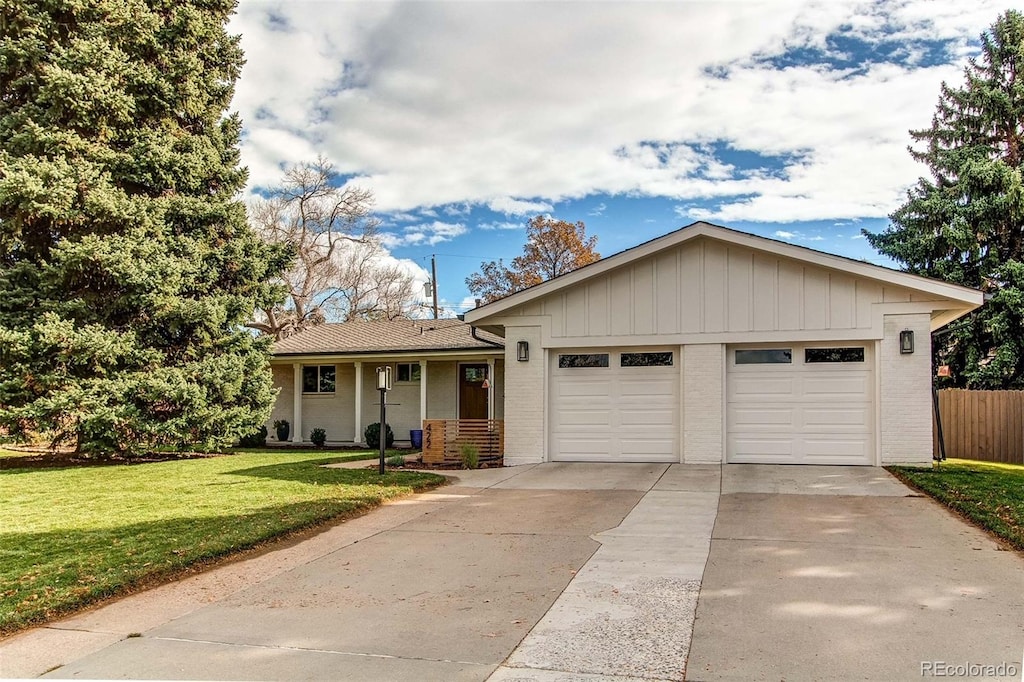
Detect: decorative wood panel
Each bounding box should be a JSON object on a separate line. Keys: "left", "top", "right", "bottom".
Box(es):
{"left": 421, "top": 419, "right": 504, "bottom": 465}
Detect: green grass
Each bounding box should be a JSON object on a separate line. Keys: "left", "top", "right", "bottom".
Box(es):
{"left": 888, "top": 459, "right": 1024, "bottom": 552}
{"left": 0, "top": 452, "right": 444, "bottom": 634}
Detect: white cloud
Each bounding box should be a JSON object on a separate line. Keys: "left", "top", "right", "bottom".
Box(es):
{"left": 588, "top": 202, "right": 607, "bottom": 216}
{"left": 486, "top": 197, "right": 554, "bottom": 216}
{"left": 479, "top": 220, "right": 524, "bottom": 231}
{"left": 774, "top": 230, "right": 796, "bottom": 239}
{"left": 232, "top": 0, "right": 1006, "bottom": 222}
{"left": 380, "top": 220, "right": 468, "bottom": 248}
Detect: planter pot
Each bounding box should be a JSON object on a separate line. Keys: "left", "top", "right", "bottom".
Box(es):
{"left": 276, "top": 426, "right": 290, "bottom": 442}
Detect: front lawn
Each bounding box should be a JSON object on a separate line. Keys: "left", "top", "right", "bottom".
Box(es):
{"left": 887, "top": 459, "right": 1024, "bottom": 552}
{"left": 0, "top": 452, "right": 444, "bottom": 634}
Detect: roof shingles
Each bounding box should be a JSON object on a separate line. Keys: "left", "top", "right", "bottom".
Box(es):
{"left": 271, "top": 319, "right": 504, "bottom": 356}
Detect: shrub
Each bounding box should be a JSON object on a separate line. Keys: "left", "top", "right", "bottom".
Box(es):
{"left": 364, "top": 422, "right": 395, "bottom": 449}
{"left": 238, "top": 425, "right": 268, "bottom": 448}
{"left": 459, "top": 443, "right": 480, "bottom": 470}
{"left": 310, "top": 428, "right": 327, "bottom": 448}
{"left": 273, "top": 419, "right": 290, "bottom": 442}
{"left": 386, "top": 454, "right": 405, "bottom": 468}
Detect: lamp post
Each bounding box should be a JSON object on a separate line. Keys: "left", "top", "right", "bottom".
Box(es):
{"left": 376, "top": 366, "right": 392, "bottom": 474}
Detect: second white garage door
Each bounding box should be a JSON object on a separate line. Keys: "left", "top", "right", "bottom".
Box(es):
{"left": 727, "top": 344, "right": 875, "bottom": 465}
{"left": 550, "top": 348, "right": 678, "bottom": 462}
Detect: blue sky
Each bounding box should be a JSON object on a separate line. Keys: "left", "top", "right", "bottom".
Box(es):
{"left": 229, "top": 0, "right": 1020, "bottom": 315}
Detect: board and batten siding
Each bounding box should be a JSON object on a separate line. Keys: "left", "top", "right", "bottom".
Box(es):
{"left": 509, "top": 238, "right": 938, "bottom": 338}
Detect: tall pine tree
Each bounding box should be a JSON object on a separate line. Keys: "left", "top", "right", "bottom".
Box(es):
{"left": 866, "top": 10, "right": 1024, "bottom": 389}
{"left": 0, "top": 1, "right": 291, "bottom": 455}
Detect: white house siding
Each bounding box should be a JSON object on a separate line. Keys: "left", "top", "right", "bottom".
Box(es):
{"left": 302, "top": 363, "right": 355, "bottom": 443}
{"left": 513, "top": 238, "right": 939, "bottom": 342}
{"left": 682, "top": 344, "right": 724, "bottom": 464}
{"left": 425, "top": 361, "right": 457, "bottom": 419}
{"left": 503, "top": 326, "right": 546, "bottom": 466}
{"left": 267, "top": 364, "right": 294, "bottom": 439}
{"left": 880, "top": 313, "right": 933, "bottom": 465}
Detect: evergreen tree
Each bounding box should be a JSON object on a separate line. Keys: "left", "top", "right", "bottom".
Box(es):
{"left": 866, "top": 10, "right": 1024, "bottom": 389}
{"left": 0, "top": 1, "right": 291, "bottom": 455}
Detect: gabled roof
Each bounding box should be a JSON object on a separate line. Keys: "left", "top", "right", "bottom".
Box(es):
{"left": 465, "top": 221, "right": 984, "bottom": 324}
{"left": 272, "top": 319, "right": 504, "bottom": 357}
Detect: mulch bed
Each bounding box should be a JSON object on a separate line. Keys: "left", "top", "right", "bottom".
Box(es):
{"left": 0, "top": 448, "right": 228, "bottom": 470}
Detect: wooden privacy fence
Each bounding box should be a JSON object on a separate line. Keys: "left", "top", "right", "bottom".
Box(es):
{"left": 934, "top": 389, "right": 1024, "bottom": 464}
{"left": 421, "top": 419, "right": 504, "bottom": 465}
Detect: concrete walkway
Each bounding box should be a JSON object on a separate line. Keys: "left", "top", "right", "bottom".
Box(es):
{"left": 3, "top": 463, "right": 1024, "bottom": 681}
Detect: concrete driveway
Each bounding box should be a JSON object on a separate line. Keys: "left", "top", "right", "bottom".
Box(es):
{"left": 687, "top": 467, "right": 1024, "bottom": 682}
{"left": 2, "top": 463, "right": 1023, "bottom": 681}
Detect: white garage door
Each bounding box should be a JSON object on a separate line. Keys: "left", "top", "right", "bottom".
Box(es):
{"left": 550, "top": 348, "right": 678, "bottom": 462}
{"left": 727, "top": 344, "right": 875, "bottom": 465}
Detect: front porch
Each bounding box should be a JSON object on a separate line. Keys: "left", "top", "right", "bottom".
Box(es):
{"left": 267, "top": 356, "right": 505, "bottom": 447}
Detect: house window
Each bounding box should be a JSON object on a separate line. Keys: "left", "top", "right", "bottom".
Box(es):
{"left": 397, "top": 362, "right": 421, "bottom": 382}
{"left": 805, "top": 347, "right": 865, "bottom": 363}
{"left": 621, "top": 352, "right": 674, "bottom": 367}
{"left": 735, "top": 349, "right": 792, "bottom": 365}
{"left": 302, "top": 365, "right": 336, "bottom": 393}
{"left": 559, "top": 353, "right": 609, "bottom": 368}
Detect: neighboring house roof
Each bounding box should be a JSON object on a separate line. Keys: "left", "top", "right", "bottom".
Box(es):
{"left": 271, "top": 319, "right": 504, "bottom": 357}
{"left": 465, "top": 221, "right": 984, "bottom": 329}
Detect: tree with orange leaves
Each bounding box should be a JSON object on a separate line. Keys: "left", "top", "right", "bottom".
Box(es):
{"left": 466, "top": 216, "right": 600, "bottom": 303}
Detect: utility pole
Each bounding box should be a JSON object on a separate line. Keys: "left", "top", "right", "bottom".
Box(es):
{"left": 431, "top": 254, "right": 439, "bottom": 319}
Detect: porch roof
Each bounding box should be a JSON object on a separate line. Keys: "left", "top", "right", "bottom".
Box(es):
{"left": 272, "top": 319, "right": 504, "bottom": 357}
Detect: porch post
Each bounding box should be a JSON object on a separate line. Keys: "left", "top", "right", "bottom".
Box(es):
{"left": 487, "top": 357, "right": 495, "bottom": 420}
{"left": 419, "top": 360, "right": 428, "bottom": 425}
{"left": 292, "top": 362, "right": 303, "bottom": 443}
{"left": 354, "top": 361, "right": 363, "bottom": 444}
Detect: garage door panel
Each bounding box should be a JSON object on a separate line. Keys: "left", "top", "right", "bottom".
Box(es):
{"left": 727, "top": 343, "right": 874, "bottom": 465}
{"left": 551, "top": 348, "right": 678, "bottom": 462}
{"left": 618, "top": 377, "right": 676, "bottom": 396}
{"left": 552, "top": 437, "right": 611, "bottom": 457}
{"left": 729, "top": 436, "right": 795, "bottom": 461}
{"left": 556, "top": 409, "right": 612, "bottom": 427}
{"left": 730, "top": 376, "right": 796, "bottom": 398}
{"left": 801, "top": 406, "right": 870, "bottom": 429}
{"left": 621, "top": 407, "right": 676, "bottom": 427}
{"left": 802, "top": 436, "right": 872, "bottom": 462}
{"left": 730, "top": 406, "right": 796, "bottom": 427}
{"left": 556, "top": 379, "right": 613, "bottom": 397}
{"left": 619, "top": 439, "right": 677, "bottom": 460}
{"left": 801, "top": 375, "right": 870, "bottom": 397}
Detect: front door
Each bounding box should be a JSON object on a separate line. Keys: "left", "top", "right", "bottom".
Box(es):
{"left": 459, "top": 364, "right": 489, "bottom": 419}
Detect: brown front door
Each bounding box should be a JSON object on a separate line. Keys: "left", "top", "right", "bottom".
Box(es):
{"left": 459, "top": 364, "right": 489, "bottom": 419}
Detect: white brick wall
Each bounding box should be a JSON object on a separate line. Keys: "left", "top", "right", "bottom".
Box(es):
{"left": 683, "top": 343, "right": 724, "bottom": 463}
{"left": 879, "top": 313, "right": 933, "bottom": 465}
{"left": 503, "top": 326, "right": 545, "bottom": 465}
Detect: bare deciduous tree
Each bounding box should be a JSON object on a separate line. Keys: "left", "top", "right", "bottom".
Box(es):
{"left": 248, "top": 157, "right": 421, "bottom": 337}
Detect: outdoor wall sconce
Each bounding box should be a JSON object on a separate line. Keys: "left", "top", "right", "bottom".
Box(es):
{"left": 900, "top": 329, "right": 914, "bottom": 355}
{"left": 517, "top": 340, "right": 529, "bottom": 362}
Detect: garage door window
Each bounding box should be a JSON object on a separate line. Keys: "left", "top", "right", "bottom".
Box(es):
{"left": 805, "top": 347, "right": 865, "bottom": 363}
{"left": 558, "top": 353, "right": 609, "bottom": 368}
{"left": 621, "top": 352, "right": 673, "bottom": 367}
{"left": 735, "top": 349, "right": 792, "bottom": 364}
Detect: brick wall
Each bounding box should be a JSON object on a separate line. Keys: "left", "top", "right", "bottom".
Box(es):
{"left": 502, "top": 326, "right": 545, "bottom": 465}
{"left": 879, "top": 313, "right": 933, "bottom": 465}
{"left": 683, "top": 343, "right": 724, "bottom": 463}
